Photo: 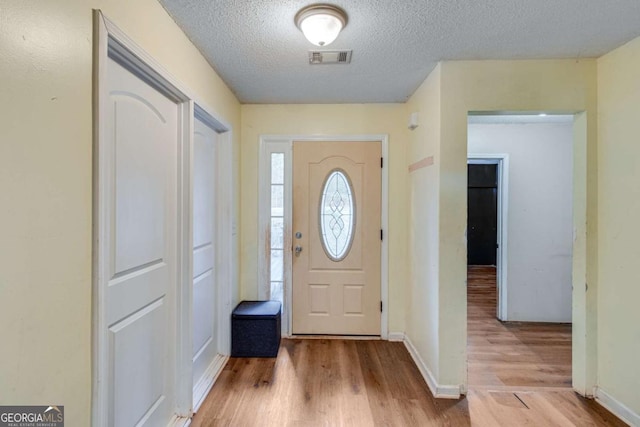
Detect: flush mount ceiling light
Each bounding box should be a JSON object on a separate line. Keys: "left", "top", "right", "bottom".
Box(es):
{"left": 295, "top": 4, "right": 348, "bottom": 47}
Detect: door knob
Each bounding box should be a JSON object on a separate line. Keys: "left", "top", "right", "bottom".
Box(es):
{"left": 294, "top": 245, "right": 303, "bottom": 256}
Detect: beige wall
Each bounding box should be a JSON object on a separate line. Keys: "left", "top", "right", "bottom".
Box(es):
{"left": 405, "top": 59, "right": 598, "bottom": 390}
{"left": 0, "top": 0, "right": 240, "bottom": 425}
{"left": 240, "top": 104, "right": 409, "bottom": 333}
{"left": 405, "top": 65, "right": 442, "bottom": 379}
{"left": 597, "top": 35, "right": 640, "bottom": 416}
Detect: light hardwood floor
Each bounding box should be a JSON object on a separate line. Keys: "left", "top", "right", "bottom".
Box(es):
{"left": 467, "top": 265, "right": 572, "bottom": 388}
{"left": 464, "top": 265, "right": 625, "bottom": 426}
{"left": 190, "top": 268, "right": 625, "bottom": 426}
{"left": 192, "top": 339, "right": 470, "bottom": 426}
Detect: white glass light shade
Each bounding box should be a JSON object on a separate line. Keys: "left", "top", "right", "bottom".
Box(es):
{"left": 300, "top": 14, "right": 343, "bottom": 46}
{"left": 295, "top": 5, "right": 348, "bottom": 47}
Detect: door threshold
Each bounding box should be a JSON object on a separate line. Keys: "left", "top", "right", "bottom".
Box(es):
{"left": 468, "top": 385, "right": 575, "bottom": 393}
{"left": 287, "top": 335, "right": 381, "bottom": 340}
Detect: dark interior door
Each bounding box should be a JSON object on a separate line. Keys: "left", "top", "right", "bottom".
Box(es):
{"left": 468, "top": 164, "right": 498, "bottom": 265}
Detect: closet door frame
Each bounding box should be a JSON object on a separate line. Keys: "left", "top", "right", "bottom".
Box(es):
{"left": 93, "top": 11, "right": 234, "bottom": 425}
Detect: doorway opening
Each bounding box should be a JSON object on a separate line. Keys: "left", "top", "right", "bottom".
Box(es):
{"left": 467, "top": 156, "right": 508, "bottom": 321}
{"left": 466, "top": 113, "right": 574, "bottom": 390}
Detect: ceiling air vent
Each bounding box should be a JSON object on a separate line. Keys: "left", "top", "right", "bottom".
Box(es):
{"left": 308, "top": 50, "right": 352, "bottom": 65}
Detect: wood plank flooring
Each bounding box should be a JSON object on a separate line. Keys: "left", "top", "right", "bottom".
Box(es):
{"left": 191, "top": 267, "right": 625, "bottom": 425}
{"left": 467, "top": 389, "right": 626, "bottom": 426}
{"left": 191, "top": 338, "right": 624, "bottom": 426}
{"left": 463, "top": 266, "right": 624, "bottom": 425}
{"left": 467, "top": 265, "right": 572, "bottom": 388}
{"left": 191, "top": 339, "right": 470, "bottom": 426}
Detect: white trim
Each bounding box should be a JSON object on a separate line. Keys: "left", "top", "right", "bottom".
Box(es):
{"left": 91, "top": 11, "right": 109, "bottom": 426}
{"left": 214, "top": 129, "right": 234, "bottom": 356}
{"left": 387, "top": 332, "right": 406, "bottom": 342}
{"left": 595, "top": 387, "right": 640, "bottom": 426}
{"left": 380, "top": 137, "right": 389, "bottom": 340}
{"left": 194, "top": 103, "right": 231, "bottom": 135}
{"left": 403, "top": 336, "right": 462, "bottom": 399}
{"left": 291, "top": 335, "right": 382, "bottom": 340}
{"left": 467, "top": 154, "right": 510, "bottom": 321}
{"left": 571, "top": 112, "right": 594, "bottom": 397}
{"left": 193, "top": 354, "right": 229, "bottom": 412}
{"left": 259, "top": 134, "right": 389, "bottom": 339}
{"left": 99, "top": 14, "right": 190, "bottom": 102}
{"left": 176, "top": 98, "right": 194, "bottom": 419}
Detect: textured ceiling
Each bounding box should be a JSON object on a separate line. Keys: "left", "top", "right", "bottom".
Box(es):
{"left": 159, "top": 0, "right": 640, "bottom": 104}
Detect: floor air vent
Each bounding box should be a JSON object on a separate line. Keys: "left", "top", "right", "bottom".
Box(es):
{"left": 308, "top": 50, "right": 352, "bottom": 65}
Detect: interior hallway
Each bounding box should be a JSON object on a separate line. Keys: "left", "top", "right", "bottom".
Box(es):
{"left": 467, "top": 265, "right": 572, "bottom": 389}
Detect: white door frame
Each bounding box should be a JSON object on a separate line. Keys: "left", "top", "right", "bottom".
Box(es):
{"left": 258, "top": 135, "right": 389, "bottom": 339}
{"left": 93, "top": 11, "right": 234, "bottom": 425}
{"left": 467, "top": 154, "right": 510, "bottom": 320}
{"left": 466, "top": 112, "right": 591, "bottom": 396}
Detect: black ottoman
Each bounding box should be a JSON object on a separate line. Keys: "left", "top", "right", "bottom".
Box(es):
{"left": 231, "top": 300, "right": 281, "bottom": 358}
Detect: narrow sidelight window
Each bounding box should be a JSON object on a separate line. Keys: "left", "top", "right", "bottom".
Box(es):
{"left": 270, "top": 153, "right": 285, "bottom": 303}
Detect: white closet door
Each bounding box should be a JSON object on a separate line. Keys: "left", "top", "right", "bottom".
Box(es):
{"left": 192, "top": 117, "right": 218, "bottom": 395}
{"left": 104, "top": 57, "right": 179, "bottom": 427}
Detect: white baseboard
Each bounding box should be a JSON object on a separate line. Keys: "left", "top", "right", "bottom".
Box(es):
{"left": 193, "top": 354, "right": 229, "bottom": 411}
{"left": 167, "top": 354, "right": 228, "bottom": 427}
{"left": 388, "top": 332, "right": 405, "bottom": 342}
{"left": 403, "top": 335, "right": 461, "bottom": 399}
{"left": 595, "top": 387, "right": 640, "bottom": 427}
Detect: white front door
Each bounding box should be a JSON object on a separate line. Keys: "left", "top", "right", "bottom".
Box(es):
{"left": 192, "top": 117, "right": 219, "bottom": 396}
{"left": 103, "top": 57, "right": 179, "bottom": 426}
{"left": 292, "top": 141, "right": 382, "bottom": 335}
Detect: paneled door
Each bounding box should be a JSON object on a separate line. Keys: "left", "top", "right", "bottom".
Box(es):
{"left": 467, "top": 164, "right": 498, "bottom": 265}
{"left": 292, "top": 141, "right": 381, "bottom": 335}
{"left": 103, "top": 57, "right": 179, "bottom": 426}
{"left": 192, "top": 117, "right": 219, "bottom": 397}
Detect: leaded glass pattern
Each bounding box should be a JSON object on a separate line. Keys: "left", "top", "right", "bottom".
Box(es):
{"left": 319, "top": 169, "right": 355, "bottom": 261}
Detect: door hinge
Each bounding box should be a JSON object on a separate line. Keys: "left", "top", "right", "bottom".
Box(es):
{"left": 381, "top": 157, "right": 384, "bottom": 168}
{"left": 380, "top": 229, "right": 383, "bottom": 241}
{"left": 380, "top": 301, "right": 383, "bottom": 312}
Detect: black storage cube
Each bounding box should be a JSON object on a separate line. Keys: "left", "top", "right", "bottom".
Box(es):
{"left": 232, "top": 300, "right": 281, "bottom": 358}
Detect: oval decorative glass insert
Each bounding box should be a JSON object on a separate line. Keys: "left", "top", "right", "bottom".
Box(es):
{"left": 319, "top": 169, "right": 356, "bottom": 261}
